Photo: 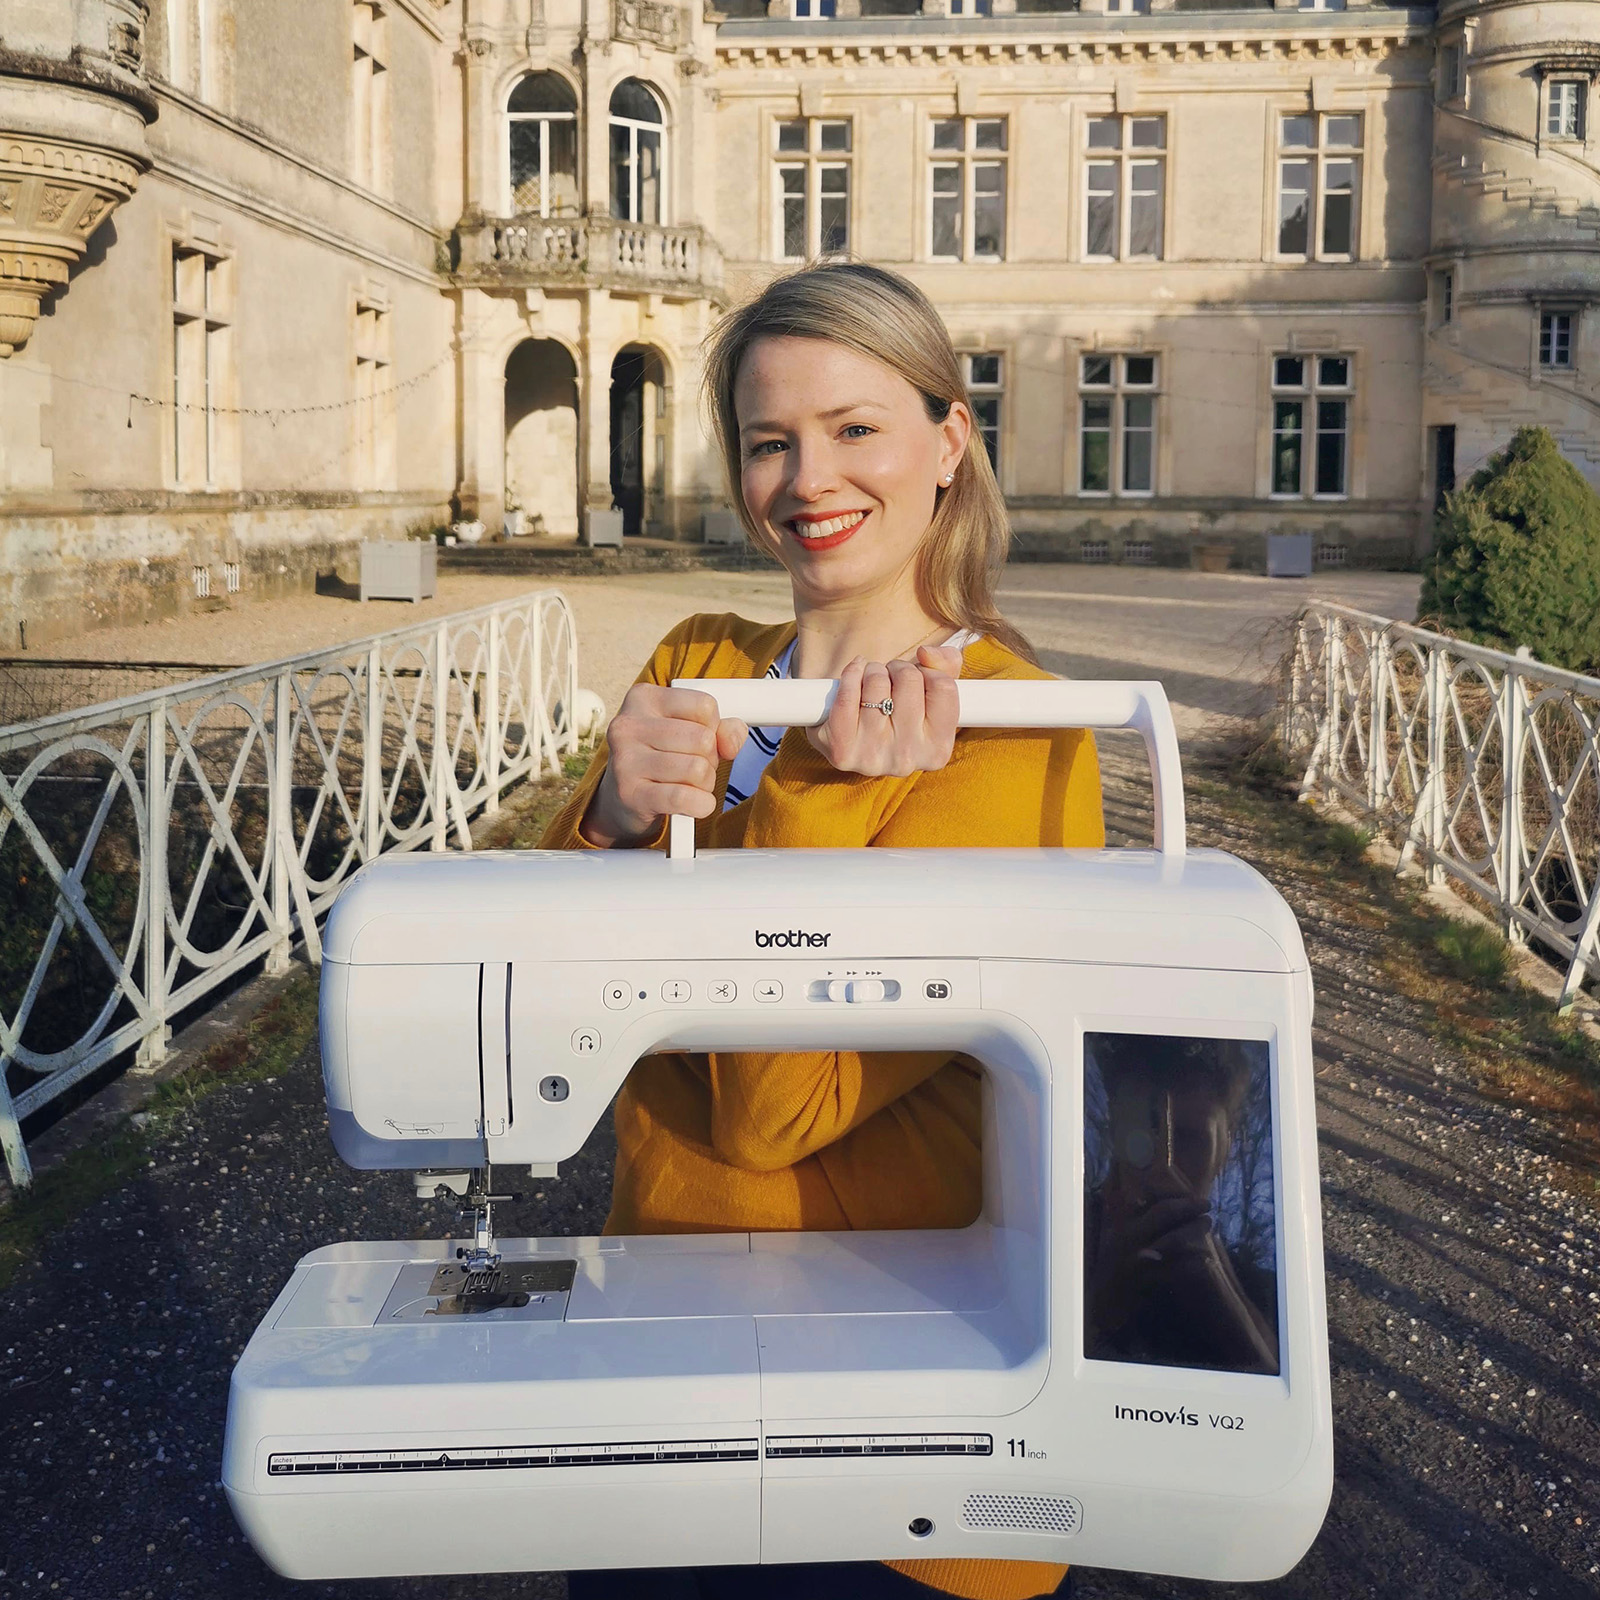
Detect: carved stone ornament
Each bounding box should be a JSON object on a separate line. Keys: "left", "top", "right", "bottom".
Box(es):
{"left": 465, "top": 36, "right": 496, "bottom": 59}
{"left": 0, "top": 138, "right": 144, "bottom": 356}
{"left": 614, "top": 0, "right": 682, "bottom": 51}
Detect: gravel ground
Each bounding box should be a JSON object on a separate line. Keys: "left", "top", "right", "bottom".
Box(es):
{"left": 24, "top": 564, "right": 1418, "bottom": 748}
{"left": 11, "top": 565, "right": 1599, "bottom": 1600}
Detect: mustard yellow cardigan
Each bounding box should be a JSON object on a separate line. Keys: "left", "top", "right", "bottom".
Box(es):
{"left": 539, "top": 613, "right": 1104, "bottom": 1600}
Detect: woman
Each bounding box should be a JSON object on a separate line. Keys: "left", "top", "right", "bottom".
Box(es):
{"left": 546, "top": 263, "right": 1103, "bottom": 1600}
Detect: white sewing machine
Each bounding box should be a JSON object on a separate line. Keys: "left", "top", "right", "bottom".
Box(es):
{"left": 222, "top": 679, "right": 1331, "bottom": 1583}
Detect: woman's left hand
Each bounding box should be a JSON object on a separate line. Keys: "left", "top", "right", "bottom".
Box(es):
{"left": 808, "top": 643, "right": 963, "bottom": 776}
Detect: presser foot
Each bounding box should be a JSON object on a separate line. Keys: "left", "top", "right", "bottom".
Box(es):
{"left": 452, "top": 1167, "right": 522, "bottom": 1275}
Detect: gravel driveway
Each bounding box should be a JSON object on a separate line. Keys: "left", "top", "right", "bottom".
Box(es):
{"left": 5, "top": 566, "right": 1596, "bottom": 1600}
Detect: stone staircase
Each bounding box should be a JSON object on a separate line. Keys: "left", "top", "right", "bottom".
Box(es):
{"left": 438, "top": 539, "right": 775, "bottom": 578}
{"left": 1437, "top": 153, "right": 1600, "bottom": 241}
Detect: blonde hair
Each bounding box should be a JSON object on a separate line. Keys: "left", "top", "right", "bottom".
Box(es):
{"left": 701, "top": 261, "right": 1035, "bottom": 663}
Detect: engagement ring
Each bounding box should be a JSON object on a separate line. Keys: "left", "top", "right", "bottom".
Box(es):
{"left": 861, "top": 697, "right": 894, "bottom": 716}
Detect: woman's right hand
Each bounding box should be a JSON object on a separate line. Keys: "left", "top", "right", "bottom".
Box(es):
{"left": 579, "top": 685, "right": 748, "bottom": 848}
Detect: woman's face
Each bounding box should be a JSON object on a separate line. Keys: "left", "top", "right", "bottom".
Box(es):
{"left": 733, "top": 336, "right": 970, "bottom": 610}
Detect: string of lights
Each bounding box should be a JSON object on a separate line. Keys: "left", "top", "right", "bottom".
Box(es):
{"left": 41, "top": 347, "right": 458, "bottom": 426}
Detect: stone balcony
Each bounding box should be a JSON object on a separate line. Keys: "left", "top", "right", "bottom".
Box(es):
{"left": 452, "top": 214, "right": 724, "bottom": 303}
{"left": 0, "top": 0, "right": 155, "bottom": 356}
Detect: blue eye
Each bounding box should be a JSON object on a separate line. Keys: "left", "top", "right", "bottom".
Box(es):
{"left": 746, "top": 439, "right": 785, "bottom": 458}
{"left": 843, "top": 424, "right": 875, "bottom": 439}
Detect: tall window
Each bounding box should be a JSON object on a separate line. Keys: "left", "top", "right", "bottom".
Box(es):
{"left": 1271, "top": 354, "right": 1352, "bottom": 498}
{"left": 774, "top": 119, "right": 851, "bottom": 261}
{"left": 1277, "top": 112, "right": 1362, "bottom": 259}
{"left": 1546, "top": 80, "right": 1588, "bottom": 141}
{"left": 507, "top": 74, "right": 579, "bottom": 218}
{"left": 1435, "top": 269, "right": 1454, "bottom": 326}
{"left": 172, "top": 247, "right": 230, "bottom": 490}
{"left": 1539, "top": 312, "right": 1574, "bottom": 368}
{"left": 1438, "top": 43, "right": 1464, "bottom": 102}
{"left": 948, "top": 0, "right": 993, "bottom": 14}
{"left": 354, "top": 302, "right": 395, "bottom": 490}
{"left": 1080, "top": 354, "right": 1157, "bottom": 497}
{"left": 1104, "top": 0, "right": 1151, "bottom": 13}
{"left": 166, "top": 0, "right": 219, "bottom": 100}
{"left": 610, "top": 80, "right": 665, "bottom": 225}
{"left": 964, "top": 353, "right": 1003, "bottom": 472}
{"left": 351, "top": 1, "right": 389, "bottom": 192}
{"left": 929, "top": 118, "right": 1007, "bottom": 262}
{"left": 790, "top": 0, "right": 835, "bottom": 15}
{"left": 1084, "top": 115, "right": 1166, "bottom": 261}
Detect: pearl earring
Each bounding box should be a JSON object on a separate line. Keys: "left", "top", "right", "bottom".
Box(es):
{"left": 941, "top": 473, "right": 953, "bottom": 486}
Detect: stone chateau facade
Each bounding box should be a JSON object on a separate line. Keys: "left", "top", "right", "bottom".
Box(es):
{"left": 0, "top": 0, "right": 1595, "bottom": 646}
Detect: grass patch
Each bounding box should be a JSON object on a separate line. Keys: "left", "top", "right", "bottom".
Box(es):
{"left": 475, "top": 751, "right": 596, "bottom": 850}
{"left": 1431, "top": 920, "right": 1513, "bottom": 986}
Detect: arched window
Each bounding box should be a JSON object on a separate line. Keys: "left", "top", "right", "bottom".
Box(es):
{"left": 507, "top": 73, "right": 579, "bottom": 217}
{"left": 609, "top": 80, "right": 665, "bottom": 225}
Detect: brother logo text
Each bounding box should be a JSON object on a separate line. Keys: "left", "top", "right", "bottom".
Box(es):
{"left": 754, "top": 929, "right": 831, "bottom": 949}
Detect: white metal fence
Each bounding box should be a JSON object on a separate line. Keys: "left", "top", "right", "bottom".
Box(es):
{"left": 0, "top": 590, "right": 578, "bottom": 1187}
{"left": 1284, "top": 602, "right": 1600, "bottom": 1008}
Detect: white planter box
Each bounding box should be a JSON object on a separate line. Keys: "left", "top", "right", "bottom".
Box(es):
{"left": 701, "top": 510, "right": 744, "bottom": 546}
{"left": 585, "top": 509, "right": 624, "bottom": 548}
{"left": 1267, "top": 533, "right": 1314, "bottom": 579}
{"left": 360, "top": 540, "right": 437, "bottom": 603}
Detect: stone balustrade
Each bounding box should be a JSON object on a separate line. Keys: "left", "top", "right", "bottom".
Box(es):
{"left": 455, "top": 214, "right": 723, "bottom": 299}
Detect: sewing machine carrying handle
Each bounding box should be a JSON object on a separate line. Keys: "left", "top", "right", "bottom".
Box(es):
{"left": 667, "top": 677, "right": 1186, "bottom": 861}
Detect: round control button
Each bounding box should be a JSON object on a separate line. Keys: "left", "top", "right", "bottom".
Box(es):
{"left": 570, "top": 1028, "right": 601, "bottom": 1055}
{"left": 603, "top": 981, "right": 632, "bottom": 1011}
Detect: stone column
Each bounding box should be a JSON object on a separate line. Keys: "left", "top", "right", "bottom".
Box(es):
{"left": 578, "top": 298, "right": 615, "bottom": 541}
{"left": 455, "top": 288, "right": 504, "bottom": 528}
{"left": 462, "top": 35, "right": 499, "bottom": 216}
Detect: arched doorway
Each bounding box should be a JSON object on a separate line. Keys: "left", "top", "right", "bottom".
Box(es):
{"left": 505, "top": 340, "right": 579, "bottom": 537}
{"left": 610, "top": 346, "right": 667, "bottom": 540}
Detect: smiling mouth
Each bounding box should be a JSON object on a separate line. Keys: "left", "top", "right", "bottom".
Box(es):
{"left": 787, "top": 510, "right": 868, "bottom": 549}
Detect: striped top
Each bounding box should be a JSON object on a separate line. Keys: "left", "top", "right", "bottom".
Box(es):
{"left": 722, "top": 630, "right": 980, "bottom": 812}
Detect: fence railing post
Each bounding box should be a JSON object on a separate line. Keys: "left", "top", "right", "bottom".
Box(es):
{"left": 1367, "top": 626, "right": 1389, "bottom": 818}
{"left": 1500, "top": 668, "right": 1527, "bottom": 945}
{"left": 1560, "top": 887, "right": 1600, "bottom": 1011}
{"left": 432, "top": 621, "right": 449, "bottom": 853}
{"left": 266, "top": 672, "right": 294, "bottom": 975}
{"left": 531, "top": 601, "right": 548, "bottom": 775}
{"left": 136, "top": 698, "right": 170, "bottom": 1065}
{"left": 363, "top": 641, "right": 382, "bottom": 862}
{"left": 1424, "top": 646, "right": 1449, "bottom": 886}
{"left": 1321, "top": 620, "right": 1343, "bottom": 803}
{"left": 485, "top": 610, "right": 502, "bottom": 813}
{"left": 566, "top": 603, "right": 580, "bottom": 758}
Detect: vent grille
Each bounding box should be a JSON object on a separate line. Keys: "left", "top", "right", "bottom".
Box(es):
{"left": 962, "top": 1492, "right": 1082, "bottom": 1537}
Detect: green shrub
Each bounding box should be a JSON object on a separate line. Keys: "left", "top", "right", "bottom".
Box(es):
{"left": 1419, "top": 426, "right": 1600, "bottom": 674}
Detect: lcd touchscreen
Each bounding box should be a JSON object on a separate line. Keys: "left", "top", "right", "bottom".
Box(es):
{"left": 1084, "top": 1032, "right": 1279, "bottom": 1375}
